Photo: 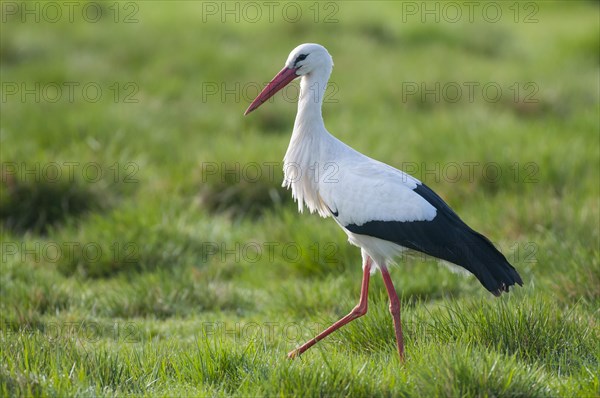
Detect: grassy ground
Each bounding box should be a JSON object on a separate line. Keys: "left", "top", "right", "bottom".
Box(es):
{"left": 1, "top": 1, "right": 599, "bottom": 396}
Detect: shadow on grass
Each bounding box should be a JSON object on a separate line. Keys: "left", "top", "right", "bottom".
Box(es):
{"left": 0, "top": 177, "right": 105, "bottom": 235}
{"left": 198, "top": 162, "right": 292, "bottom": 219}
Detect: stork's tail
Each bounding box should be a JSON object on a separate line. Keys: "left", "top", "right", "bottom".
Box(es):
{"left": 458, "top": 229, "right": 523, "bottom": 296}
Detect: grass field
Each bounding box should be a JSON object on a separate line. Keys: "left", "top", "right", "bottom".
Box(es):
{"left": 1, "top": 1, "right": 599, "bottom": 396}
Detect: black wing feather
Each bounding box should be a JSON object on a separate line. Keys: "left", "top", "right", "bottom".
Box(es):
{"left": 345, "top": 183, "right": 523, "bottom": 296}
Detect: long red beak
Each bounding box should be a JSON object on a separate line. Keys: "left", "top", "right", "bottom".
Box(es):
{"left": 244, "top": 66, "right": 299, "bottom": 115}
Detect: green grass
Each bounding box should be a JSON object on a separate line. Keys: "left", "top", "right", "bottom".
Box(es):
{"left": 1, "top": 1, "right": 599, "bottom": 396}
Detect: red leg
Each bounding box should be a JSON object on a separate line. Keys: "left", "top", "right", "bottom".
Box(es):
{"left": 380, "top": 266, "right": 405, "bottom": 361}
{"left": 288, "top": 257, "right": 372, "bottom": 358}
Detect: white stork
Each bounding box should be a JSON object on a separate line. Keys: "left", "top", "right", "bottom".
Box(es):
{"left": 244, "top": 43, "right": 523, "bottom": 361}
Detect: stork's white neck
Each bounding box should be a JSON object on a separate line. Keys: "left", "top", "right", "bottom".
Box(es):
{"left": 293, "top": 69, "right": 330, "bottom": 133}
{"left": 282, "top": 67, "right": 333, "bottom": 217}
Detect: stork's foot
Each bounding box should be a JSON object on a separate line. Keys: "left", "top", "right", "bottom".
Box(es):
{"left": 285, "top": 259, "right": 373, "bottom": 360}
{"left": 287, "top": 348, "right": 301, "bottom": 359}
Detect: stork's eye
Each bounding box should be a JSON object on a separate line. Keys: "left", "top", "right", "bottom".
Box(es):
{"left": 294, "top": 54, "right": 308, "bottom": 65}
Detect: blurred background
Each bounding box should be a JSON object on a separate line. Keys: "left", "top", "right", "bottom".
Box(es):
{"left": 1, "top": 1, "right": 598, "bottom": 396}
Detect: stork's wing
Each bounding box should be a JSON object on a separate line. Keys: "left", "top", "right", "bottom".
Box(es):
{"left": 318, "top": 158, "right": 437, "bottom": 226}
{"left": 319, "top": 157, "right": 523, "bottom": 296}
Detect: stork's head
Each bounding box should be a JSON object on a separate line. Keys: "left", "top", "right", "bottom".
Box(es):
{"left": 284, "top": 43, "right": 333, "bottom": 76}
{"left": 244, "top": 43, "right": 333, "bottom": 115}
